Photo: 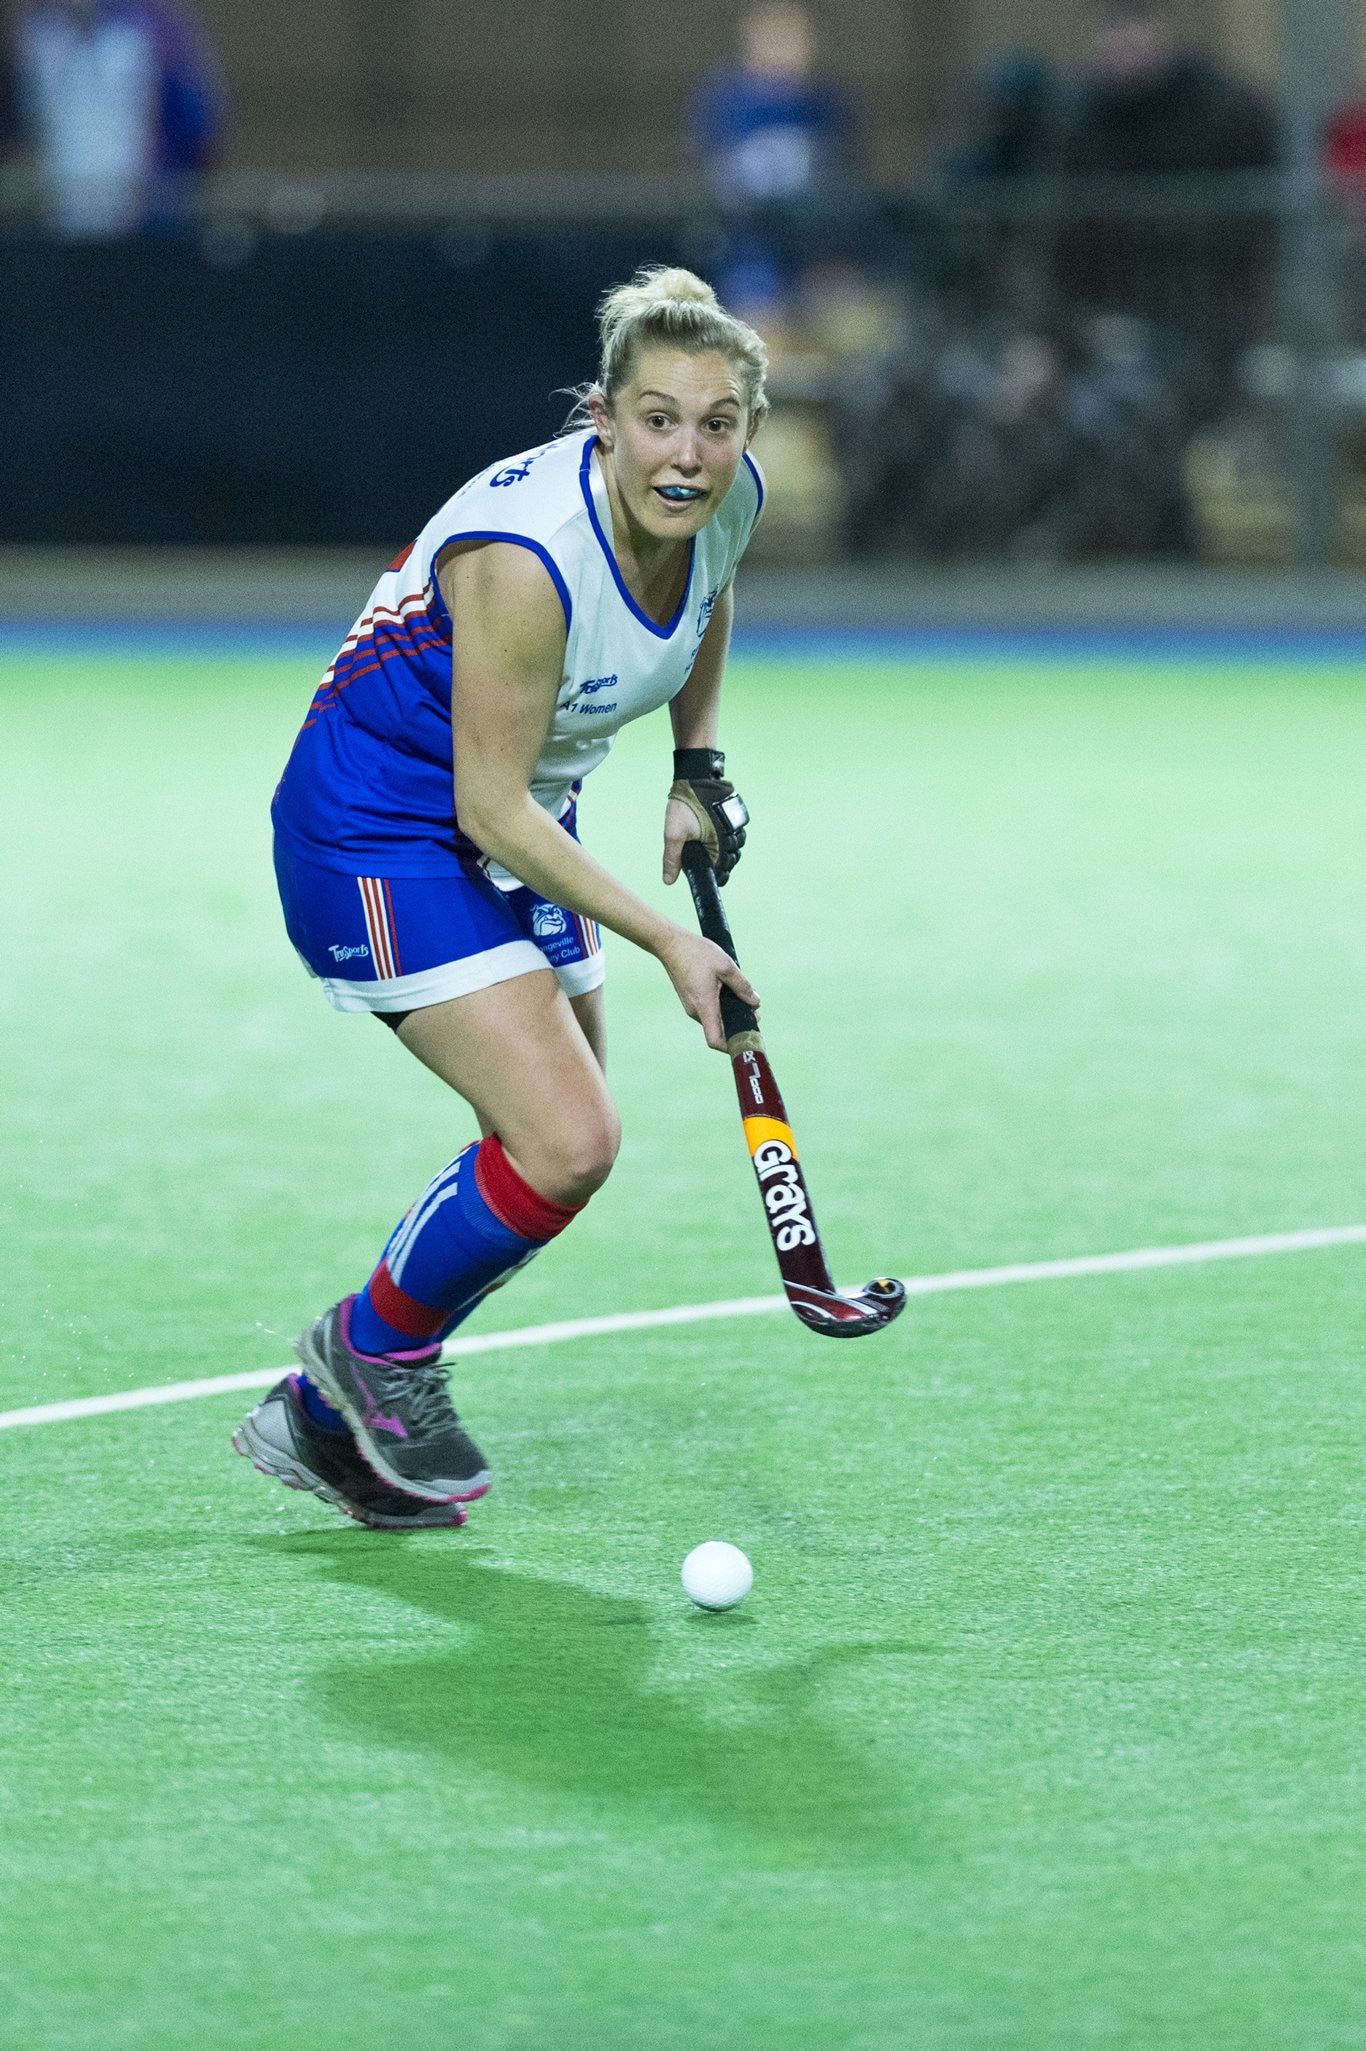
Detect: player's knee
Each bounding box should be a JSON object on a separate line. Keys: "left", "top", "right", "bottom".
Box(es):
{"left": 537, "top": 1103, "right": 620, "bottom": 1208}
{"left": 567, "top": 1102, "right": 622, "bottom": 1202}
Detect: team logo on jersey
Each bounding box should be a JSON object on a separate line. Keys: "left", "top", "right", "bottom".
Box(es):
{"left": 571, "top": 673, "right": 618, "bottom": 715}
{"left": 683, "top": 587, "right": 721, "bottom": 681}
{"left": 530, "top": 902, "right": 568, "bottom": 939}
{"left": 489, "top": 443, "right": 552, "bottom": 488}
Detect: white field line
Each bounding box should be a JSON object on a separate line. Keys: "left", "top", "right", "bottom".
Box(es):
{"left": 3, "top": 1222, "right": 1364, "bottom": 1435}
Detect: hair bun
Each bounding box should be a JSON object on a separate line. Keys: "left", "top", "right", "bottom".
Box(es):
{"left": 599, "top": 267, "right": 720, "bottom": 328}
{"left": 641, "top": 268, "right": 719, "bottom": 309}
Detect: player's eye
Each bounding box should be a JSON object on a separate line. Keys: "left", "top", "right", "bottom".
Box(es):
{"left": 646, "top": 413, "right": 672, "bottom": 429}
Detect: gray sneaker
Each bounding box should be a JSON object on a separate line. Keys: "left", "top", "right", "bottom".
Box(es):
{"left": 233, "top": 1375, "right": 470, "bottom": 1530}
{"left": 293, "top": 1296, "right": 492, "bottom": 1505}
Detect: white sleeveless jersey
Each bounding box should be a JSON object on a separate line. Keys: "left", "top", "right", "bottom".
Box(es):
{"left": 273, "top": 428, "right": 763, "bottom": 880}
{"left": 430, "top": 428, "right": 761, "bottom": 806}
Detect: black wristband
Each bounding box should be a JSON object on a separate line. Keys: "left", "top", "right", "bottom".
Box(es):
{"left": 673, "top": 747, "right": 725, "bottom": 781}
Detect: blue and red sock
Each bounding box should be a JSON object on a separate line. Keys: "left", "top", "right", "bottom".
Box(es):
{"left": 348, "top": 1134, "right": 582, "bottom": 1357}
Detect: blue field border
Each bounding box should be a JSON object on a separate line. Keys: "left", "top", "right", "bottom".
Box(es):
{"left": 0, "top": 618, "right": 345, "bottom": 656}
{"left": 3, "top": 616, "right": 1366, "bottom": 661}
{"left": 731, "top": 623, "right": 1366, "bottom": 662}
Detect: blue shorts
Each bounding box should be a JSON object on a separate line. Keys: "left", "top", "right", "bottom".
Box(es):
{"left": 274, "top": 835, "right": 604, "bottom": 1015}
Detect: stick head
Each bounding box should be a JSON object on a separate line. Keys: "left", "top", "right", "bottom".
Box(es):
{"left": 786, "top": 1276, "right": 907, "bottom": 1338}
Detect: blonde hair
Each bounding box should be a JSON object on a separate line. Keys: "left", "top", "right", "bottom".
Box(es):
{"left": 563, "top": 265, "right": 768, "bottom": 430}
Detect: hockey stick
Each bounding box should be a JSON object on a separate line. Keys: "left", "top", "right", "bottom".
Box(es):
{"left": 681, "top": 841, "right": 907, "bottom": 1338}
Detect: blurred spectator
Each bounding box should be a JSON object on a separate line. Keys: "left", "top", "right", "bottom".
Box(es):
{"left": 800, "top": 5, "right": 1279, "bottom": 562}
{"left": 1053, "top": 4, "right": 1274, "bottom": 179}
{"left": 690, "top": 3, "right": 853, "bottom": 318}
{"left": 1046, "top": 3, "right": 1275, "bottom": 357}
{"left": 834, "top": 306, "right": 1201, "bottom": 561}
{"left": 929, "top": 51, "right": 1061, "bottom": 325}
{"left": 940, "top": 54, "right": 1058, "bottom": 185}
{"left": 692, "top": 4, "right": 846, "bottom": 207}
{"left": 13, "top": 0, "right": 223, "bottom": 236}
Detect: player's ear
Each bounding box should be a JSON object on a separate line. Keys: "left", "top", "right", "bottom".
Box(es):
{"left": 587, "top": 388, "right": 614, "bottom": 448}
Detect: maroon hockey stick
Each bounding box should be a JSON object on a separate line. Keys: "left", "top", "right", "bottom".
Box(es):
{"left": 682, "top": 842, "right": 906, "bottom": 1338}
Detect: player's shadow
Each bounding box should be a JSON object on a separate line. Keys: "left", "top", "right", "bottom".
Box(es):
{"left": 262, "top": 1533, "right": 924, "bottom": 1868}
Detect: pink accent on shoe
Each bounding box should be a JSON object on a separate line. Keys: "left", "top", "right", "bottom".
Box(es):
{"left": 338, "top": 1294, "right": 441, "bottom": 1368}
{"left": 349, "top": 1368, "right": 408, "bottom": 1439}
{"left": 330, "top": 1296, "right": 485, "bottom": 1505}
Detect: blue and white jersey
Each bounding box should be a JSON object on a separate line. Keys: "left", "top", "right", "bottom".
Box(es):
{"left": 272, "top": 428, "right": 764, "bottom": 880}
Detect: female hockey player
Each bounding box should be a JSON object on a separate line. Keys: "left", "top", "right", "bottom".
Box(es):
{"left": 234, "top": 266, "right": 766, "bottom": 1528}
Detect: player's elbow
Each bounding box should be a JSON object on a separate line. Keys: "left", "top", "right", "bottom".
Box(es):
{"left": 455, "top": 784, "right": 519, "bottom": 862}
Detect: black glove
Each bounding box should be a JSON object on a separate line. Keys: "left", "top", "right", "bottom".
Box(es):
{"left": 669, "top": 747, "right": 749, "bottom": 885}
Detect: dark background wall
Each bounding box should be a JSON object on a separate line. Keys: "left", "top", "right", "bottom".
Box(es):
{"left": 0, "top": 228, "right": 689, "bottom": 545}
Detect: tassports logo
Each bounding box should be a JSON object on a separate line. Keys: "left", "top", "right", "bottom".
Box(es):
{"left": 328, "top": 943, "right": 370, "bottom": 961}
{"left": 570, "top": 673, "right": 618, "bottom": 716}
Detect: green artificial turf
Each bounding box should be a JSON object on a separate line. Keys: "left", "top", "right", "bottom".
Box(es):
{"left": 2, "top": 639, "right": 1366, "bottom": 2048}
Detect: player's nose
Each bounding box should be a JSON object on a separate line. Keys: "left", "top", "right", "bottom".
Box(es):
{"left": 671, "top": 431, "right": 704, "bottom": 473}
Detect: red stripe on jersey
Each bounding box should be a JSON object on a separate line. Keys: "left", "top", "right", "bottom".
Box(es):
{"left": 333, "top": 585, "right": 441, "bottom": 657}
{"left": 301, "top": 579, "right": 448, "bottom": 725}
{"left": 357, "top": 879, "right": 379, "bottom": 974}
{"left": 358, "top": 877, "right": 396, "bottom": 978}
{"left": 302, "top": 628, "right": 450, "bottom": 725}
{"left": 374, "top": 879, "right": 397, "bottom": 977}
{"left": 382, "top": 879, "right": 403, "bottom": 976}
{"left": 332, "top": 614, "right": 440, "bottom": 669}
{"left": 317, "top": 627, "right": 449, "bottom": 696}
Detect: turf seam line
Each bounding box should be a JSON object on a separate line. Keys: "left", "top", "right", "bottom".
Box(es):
{"left": 3, "top": 1223, "right": 1363, "bottom": 1434}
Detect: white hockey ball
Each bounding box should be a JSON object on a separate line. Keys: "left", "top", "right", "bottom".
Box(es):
{"left": 681, "top": 1540, "right": 753, "bottom": 1611}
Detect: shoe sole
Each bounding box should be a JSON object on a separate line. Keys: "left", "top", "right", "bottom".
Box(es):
{"left": 232, "top": 1415, "right": 468, "bottom": 1531}
{"left": 294, "top": 1316, "right": 491, "bottom": 1506}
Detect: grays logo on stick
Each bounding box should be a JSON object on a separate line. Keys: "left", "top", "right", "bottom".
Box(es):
{"left": 681, "top": 843, "right": 906, "bottom": 1340}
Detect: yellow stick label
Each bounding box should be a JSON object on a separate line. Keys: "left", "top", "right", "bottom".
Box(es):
{"left": 743, "top": 1116, "right": 798, "bottom": 1160}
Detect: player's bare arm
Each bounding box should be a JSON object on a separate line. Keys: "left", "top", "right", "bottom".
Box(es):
{"left": 443, "top": 543, "right": 757, "bottom": 1051}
